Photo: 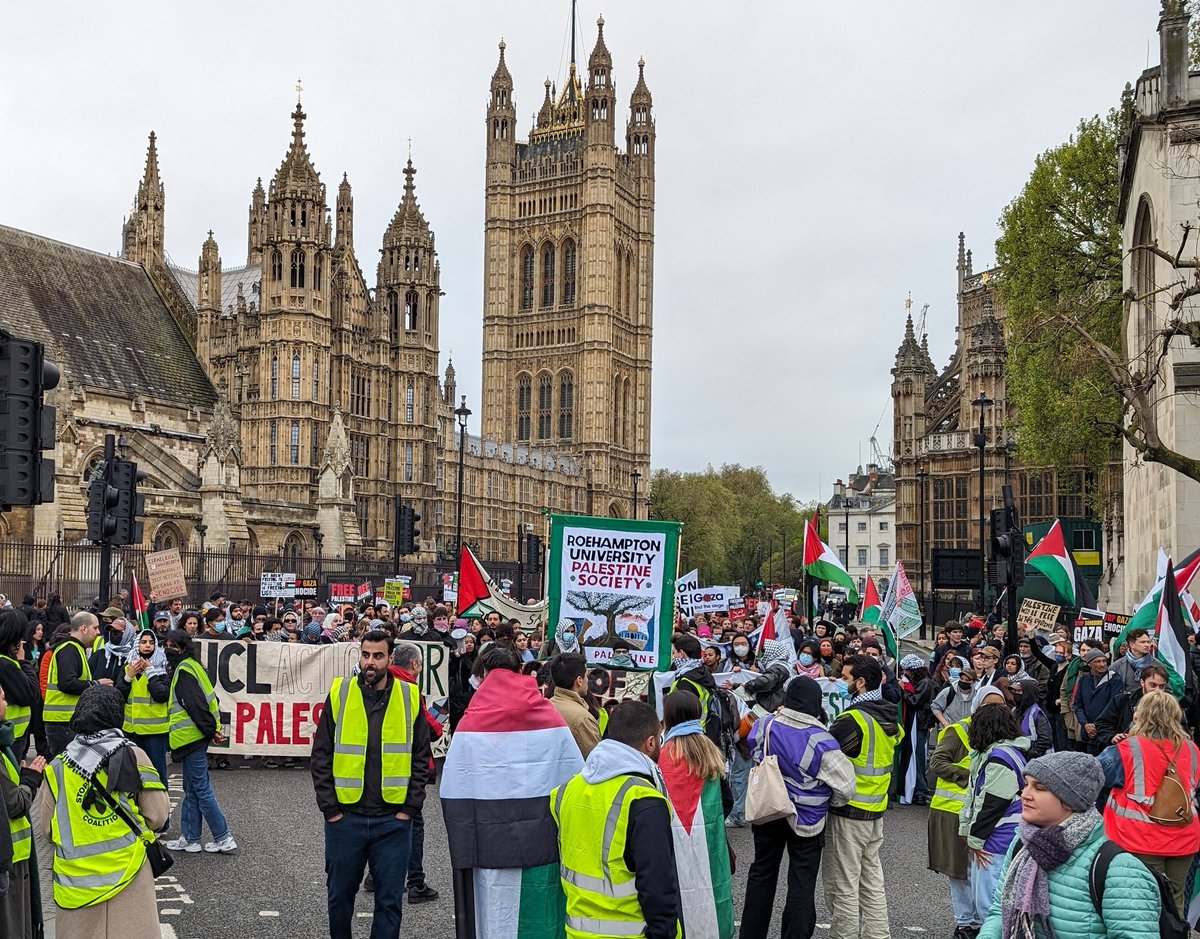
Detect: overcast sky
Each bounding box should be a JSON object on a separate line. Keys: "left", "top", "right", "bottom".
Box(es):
{"left": 1, "top": 1, "right": 1156, "bottom": 505}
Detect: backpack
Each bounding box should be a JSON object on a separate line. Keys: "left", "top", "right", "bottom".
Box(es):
{"left": 1147, "top": 759, "right": 1196, "bottom": 828}
{"left": 708, "top": 687, "right": 740, "bottom": 762}
{"left": 1088, "top": 840, "right": 1189, "bottom": 939}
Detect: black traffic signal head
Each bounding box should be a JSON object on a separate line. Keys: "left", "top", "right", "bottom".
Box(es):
{"left": 525, "top": 533, "right": 543, "bottom": 570}
{"left": 108, "top": 459, "right": 148, "bottom": 546}
{"left": 85, "top": 464, "right": 121, "bottom": 542}
{"left": 398, "top": 504, "right": 421, "bottom": 555}
{"left": 0, "top": 334, "right": 59, "bottom": 505}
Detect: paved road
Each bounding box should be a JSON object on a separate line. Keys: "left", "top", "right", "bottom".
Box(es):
{"left": 83, "top": 763, "right": 951, "bottom": 939}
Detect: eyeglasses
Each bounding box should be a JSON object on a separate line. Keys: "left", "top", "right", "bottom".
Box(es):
{"left": 283, "top": 619, "right": 298, "bottom": 624}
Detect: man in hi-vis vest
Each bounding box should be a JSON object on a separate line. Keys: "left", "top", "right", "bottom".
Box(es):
{"left": 44, "top": 611, "right": 108, "bottom": 756}
{"left": 311, "top": 628, "right": 432, "bottom": 939}
{"left": 824, "top": 654, "right": 903, "bottom": 939}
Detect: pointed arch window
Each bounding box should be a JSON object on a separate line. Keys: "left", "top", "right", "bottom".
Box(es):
{"left": 622, "top": 378, "right": 632, "bottom": 448}
{"left": 313, "top": 355, "right": 320, "bottom": 402}
{"left": 270, "top": 354, "right": 279, "bottom": 400}
{"left": 406, "top": 381, "right": 415, "bottom": 423}
{"left": 270, "top": 250, "right": 282, "bottom": 282}
{"left": 387, "top": 290, "right": 399, "bottom": 339}
{"left": 517, "top": 374, "right": 532, "bottom": 442}
{"left": 562, "top": 239, "right": 577, "bottom": 305}
{"left": 1133, "top": 198, "right": 1156, "bottom": 368}
{"left": 541, "top": 244, "right": 555, "bottom": 308}
{"left": 290, "top": 420, "right": 300, "bottom": 464}
{"left": 520, "top": 245, "right": 534, "bottom": 310}
{"left": 269, "top": 421, "right": 278, "bottom": 465}
{"left": 290, "top": 248, "right": 305, "bottom": 288}
{"left": 291, "top": 353, "right": 301, "bottom": 399}
{"left": 558, "top": 371, "right": 574, "bottom": 441}
{"left": 612, "top": 377, "right": 621, "bottom": 442}
{"left": 615, "top": 250, "right": 623, "bottom": 313}
{"left": 313, "top": 253, "right": 323, "bottom": 291}
{"left": 538, "top": 373, "right": 553, "bottom": 440}
{"left": 404, "top": 290, "right": 419, "bottom": 331}
{"left": 625, "top": 249, "right": 634, "bottom": 318}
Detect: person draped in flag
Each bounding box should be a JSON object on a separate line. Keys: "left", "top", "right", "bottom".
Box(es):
{"left": 550, "top": 700, "right": 682, "bottom": 939}
{"left": 441, "top": 643, "right": 583, "bottom": 939}
{"left": 1098, "top": 690, "right": 1200, "bottom": 919}
{"left": 658, "top": 691, "right": 734, "bottom": 939}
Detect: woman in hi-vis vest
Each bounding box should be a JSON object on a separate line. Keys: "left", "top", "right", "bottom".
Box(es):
{"left": 37, "top": 684, "right": 169, "bottom": 939}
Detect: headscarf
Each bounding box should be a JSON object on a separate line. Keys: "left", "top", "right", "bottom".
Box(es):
{"left": 126, "top": 627, "right": 167, "bottom": 678}
{"left": 555, "top": 618, "right": 580, "bottom": 653}
{"left": 100, "top": 619, "right": 137, "bottom": 671}
{"left": 64, "top": 685, "right": 142, "bottom": 804}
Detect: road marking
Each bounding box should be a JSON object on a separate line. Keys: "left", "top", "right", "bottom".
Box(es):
{"left": 260, "top": 911, "right": 280, "bottom": 917}
{"left": 161, "top": 925, "right": 179, "bottom": 939}
{"left": 161, "top": 908, "right": 181, "bottom": 915}
{"left": 903, "top": 929, "right": 927, "bottom": 933}
{"left": 357, "top": 912, "right": 372, "bottom": 918}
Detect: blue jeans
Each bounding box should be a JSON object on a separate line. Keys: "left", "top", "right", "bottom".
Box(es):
{"left": 969, "top": 854, "right": 1002, "bottom": 925}
{"left": 948, "top": 876, "right": 977, "bottom": 927}
{"left": 728, "top": 749, "right": 751, "bottom": 824}
{"left": 406, "top": 809, "right": 426, "bottom": 887}
{"left": 133, "top": 733, "right": 169, "bottom": 792}
{"left": 180, "top": 746, "right": 230, "bottom": 843}
{"left": 326, "top": 812, "right": 412, "bottom": 939}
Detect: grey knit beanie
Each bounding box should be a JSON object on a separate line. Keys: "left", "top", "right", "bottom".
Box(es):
{"left": 1024, "top": 751, "right": 1105, "bottom": 813}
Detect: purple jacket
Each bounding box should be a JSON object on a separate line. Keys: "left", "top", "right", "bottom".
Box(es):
{"left": 749, "top": 712, "right": 849, "bottom": 832}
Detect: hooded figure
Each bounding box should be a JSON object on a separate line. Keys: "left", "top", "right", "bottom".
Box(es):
{"left": 553, "top": 619, "right": 580, "bottom": 654}
{"left": 88, "top": 619, "right": 137, "bottom": 684}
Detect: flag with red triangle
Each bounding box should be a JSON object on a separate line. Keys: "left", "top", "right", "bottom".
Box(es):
{"left": 455, "top": 544, "right": 545, "bottom": 630}
{"left": 131, "top": 574, "right": 150, "bottom": 632}
{"left": 860, "top": 574, "right": 882, "bottom": 626}
{"left": 802, "top": 515, "right": 858, "bottom": 602}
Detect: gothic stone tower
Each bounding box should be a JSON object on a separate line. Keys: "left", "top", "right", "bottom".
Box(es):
{"left": 480, "top": 17, "right": 655, "bottom": 517}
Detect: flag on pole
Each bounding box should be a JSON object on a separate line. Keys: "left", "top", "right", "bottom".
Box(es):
{"left": 859, "top": 574, "right": 882, "bottom": 626}
{"left": 1026, "top": 520, "right": 1080, "bottom": 606}
{"left": 1113, "top": 550, "right": 1200, "bottom": 663}
{"left": 456, "top": 544, "right": 545, "bottom": 631}
{"left": 131, "top": 574, "right": 150, "bottom": 632}
{"left": 441, "top": 668, "right": 584, "bottom": 939}
{"left": 1155, "top": 558, "right": 1193, "bottom": 699}
{"left": 802, "top": 515, "right": 858, "bottom": 602}
{"left": 878, "top": 562, "right": 922, "bottom": 661}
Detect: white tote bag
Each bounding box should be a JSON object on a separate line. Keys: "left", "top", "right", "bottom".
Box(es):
{"left": 744, "top": 717, "right": 796, "bottom": 825}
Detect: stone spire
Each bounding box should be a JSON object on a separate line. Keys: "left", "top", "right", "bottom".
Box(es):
{"left": 122, "top": 131, "right": 166, "bottom": 266}
{"left": 335, "top": 172, "right": 354, "bottom": 249}
{"left": 247, "top": 177, "right": 266, "bottom": 264}
{"left": 382, "top": 158, "right": 431, "bottom": 244}
{"left": 322, "top": 402, "right": 351, "bottom": 478}
{"left": 443, "top": 359, "right": 457, "bottom": 405}
{"left": 271, "top": 100, "right": 322, "bottom": 200}
{"left": 893, "top": 311, "right": 923, "bottom": 373}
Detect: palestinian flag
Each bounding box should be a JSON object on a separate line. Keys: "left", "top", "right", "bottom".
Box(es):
{"left": 659, "top": 748, "right": 735, "bottom": 939}
{"left": 456, "top": 544, "right": 545, "bottom": 631}
{"left": 441, "top": 667, "right": 583, "bottom": 939}
{"left": 860, "top": 574, "right": 882, "bottom": 626}
{"left": 1156, "top": 559, "right": 1193, "bottom": 699}
{"left": 802, "top": 516, "right": 858, "bottom": 602}
{"left": 879, "top": 562, "right": 922, "bottom": 660}
{"left": 131, "top": 574, "right": 150, "bottom": 632}
{"left": 1026, "top": 520, "right": 1096, "bottom": 609}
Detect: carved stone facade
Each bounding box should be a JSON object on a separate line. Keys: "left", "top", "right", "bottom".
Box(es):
{"left": 1, "top": 17, "right": 652, "bottom": 566}
{"left": 891, "top": 237, "right": 1123, "bottom": 610}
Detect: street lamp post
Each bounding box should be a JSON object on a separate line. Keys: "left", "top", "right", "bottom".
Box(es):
{"left": 314, "top": 530, "right": 324, "bottom": 581}
{"left": 195, "top": 523, "right": 207, "bottom": 591}
{"left": 843, "top": 493, "right": 851, "bottom": 572}
{"left": 915, "top": 469, "right": 928, "bottom": 639}
{"left": 972, "top": 392, "right": 993, "bottom": 612}
{"left": 454, "top": 396, "right": 471, "bottom": 563}
{"left": 631, "top": 469, "right": 641, "bottom": 520}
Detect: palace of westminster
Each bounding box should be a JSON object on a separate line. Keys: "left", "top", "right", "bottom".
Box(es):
{"left": 0, "top": 17, "right": 656, "bottom": 565}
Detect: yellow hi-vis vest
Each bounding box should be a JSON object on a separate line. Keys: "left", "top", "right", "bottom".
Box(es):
{"left": 550, "top": 772, "right": 682, "bottom": 939}
{"left": 930, "top": 719, "right": 972, "bottom": 815}
{"left": 0, "top": 653, "right": 31, "bottom": 740}
{"left": 2, "top": 751, "right": 31, "bottom": 864}
{"left": 328, "top": 676, "right": 418, "bottom": 806}
{"left": 843, "top": 708, "right": 902, "bottom": 813}
{"left": 123, "top": 673, "right": 170, "bottom": 736}
{"left": 168, "top": 658, "right": 221, "bottom": 750}
{"left": 43, "top": 752, "right": 166, "bottom": 909}
{"left": 44, "top": 639, "right": 92, "bottom": 723}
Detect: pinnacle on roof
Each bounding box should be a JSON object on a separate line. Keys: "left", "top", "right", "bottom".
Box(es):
{"left": 339, "top": 171, "right": 351, "bottom": 195}
{"left": 138, "top": 131, "right": 163, "bottom": 206}
{"left": 271, "top": 101, "right": 322, "bottom": 199}
{"left": 445, "top": 359, "right": 456, "bottom": 383}
{"left": 893, "top": 311, "right": 924, "bottom": 373}
{"left": 630, "top": 56, "right": 651, "bottom": 105}
{"left": 589, "top": 16, "right": 612, "bottom": 68}
{"left": 382, "top": 157, "right": 430, "bottom": 245}
{"left": 492, "top": 38, "right": 512, "bottom": 87}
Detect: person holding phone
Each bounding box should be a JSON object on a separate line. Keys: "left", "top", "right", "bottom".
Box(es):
{"left": 117, "top": 630, "right": 170, "bottom": 793}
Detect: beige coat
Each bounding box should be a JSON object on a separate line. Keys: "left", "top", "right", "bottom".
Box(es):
{"left": 551, "top": 687, "right": 602, "bottom": 758}
{"left": 37, "top": 745, "right": 170, "bottom": 939}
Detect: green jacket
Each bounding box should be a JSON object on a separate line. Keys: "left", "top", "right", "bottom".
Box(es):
{"left": 978, "top": 816, "right": 1161, "bottom": 939}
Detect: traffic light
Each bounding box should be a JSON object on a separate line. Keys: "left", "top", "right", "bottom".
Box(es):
{"left": 525, "top": 533, "right": 543, "bottom": 571}
{"left": 85, "top": 464, "right": 120, "bottom": 542}
{"left": 108, "top": 458, "right": 148, "bottom": 546}
{"left": 398, "top": 504, "right": 421, "bottom": 555}
{"left": 988, "top": 505, "right": 1025, "bottom": 589}
{"left": 0, "top": 332, "right": 60, "bottom": 506}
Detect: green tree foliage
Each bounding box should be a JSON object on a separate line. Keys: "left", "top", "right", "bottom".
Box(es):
{"left": 648, "top": 464, "right": 818, "bottom": 589}
{"left": 995, "top": 112, "right": 1124, "bottom": 477}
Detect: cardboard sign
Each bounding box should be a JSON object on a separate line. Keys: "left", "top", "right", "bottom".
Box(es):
{"left": 260, "top": 572, "right": 297, "bottom": 599}
{"left": 680, "top": 588, "right": 729, "bottom": 615}
{"left": 1017, "top": 598, "right": 1062, "bottom": 633}
{"left": 728, "top": 605, "right": 748, "bottom": 622}
{"left": 356, "top": 581, "right": 373, "bottom": 604}
{"left": 383, "top": 576, "right": 412, "bottom": 607}
{"left": 329, "top": 582, "right": 356, "bottom": 605}
{"left": 1074, "top": 608, "right": 1130, "bottom": 644}
{"left": 146, "top": 548, "right": 187, "bottom": 600}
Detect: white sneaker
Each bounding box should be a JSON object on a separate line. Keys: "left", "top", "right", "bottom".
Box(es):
{"left": 164, "top": 837, "right": 201, "bottom": 853}
{"left": 203, "top": 834, "right": 238, "bottom": 853}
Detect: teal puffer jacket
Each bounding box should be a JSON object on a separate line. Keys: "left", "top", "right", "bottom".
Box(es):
{"left": 978, "top": 816, "right": 1160, "bottom": 939}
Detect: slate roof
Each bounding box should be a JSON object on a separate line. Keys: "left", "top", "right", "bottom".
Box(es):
{"left": 0, "top": 224, "right": 217, "bottom": 408}
{"left": 170, "top": 262, "right": 262, "bottom": 313}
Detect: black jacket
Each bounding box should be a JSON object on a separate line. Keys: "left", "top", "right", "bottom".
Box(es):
{"left": 0, "top": 653, "right": 40, "bottom": 746}
{"left": 743, "top": 661, "right": 791, "bottom": 712}
{"left": 168, "top": 663, "right": 219, "bottom": 760}
{"left": 311, "top": 672, "right": 432, "bottom": 820}
{"left": 50, "top": 637, "right": 94, "bottom": 697}
{"left": 829, "top": 697, "right": 901, "bottom": 820}
{"left": 621, "top": 777, "right": 682, "bottom": 939}
{"left": 87, "top": 646, "right": 130, "bottom": 685}
{"left": 1091, "top": 688, "right": 1191, "bottom": 746}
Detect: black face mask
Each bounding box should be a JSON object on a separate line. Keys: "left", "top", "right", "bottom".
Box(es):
{"left": 165, "top": 650, "right": 185, "bottom": 666}
{"left": 958, "top": 680, "right": 974, "bottom": 693}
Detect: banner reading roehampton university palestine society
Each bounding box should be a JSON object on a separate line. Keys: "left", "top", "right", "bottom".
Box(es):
{"left": 547, "top": 514, "right": 682, "bottom": 671}
{"left": 195, "top": 638, "right": 452, "bottom": 757}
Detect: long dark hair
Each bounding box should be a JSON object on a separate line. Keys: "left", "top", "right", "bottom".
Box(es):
{"left": 0, "top": 608, "right": 28, "bottom": 656}
{"left": 968, "top": 702, "right": 1022, "bottom": 752}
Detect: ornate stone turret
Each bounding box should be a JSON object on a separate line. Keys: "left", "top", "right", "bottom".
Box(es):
{"left": 586, "top": 17, "right": 615, "bottom": 147}
{"left": 315, "top": 403, "right": 361, "bottom": 557}
{"left": 377, "top": 156, "right": 440, "bottom": 350}
{"left": 443, "top": 359, "right": 457, "bottom": 406}
{"left": 122, "top": 131, "right": 165, "bottom": 267}
{"left": 197, "top": 396, "right": 249, "bottom": 551}
{"left": 627, "top": 56, "right": 654, "bottom": 165}
{"left": 487, "top": 40, "right": 516, "bottom": 167}
{"left": 335, "top": 172, "right": 354, "bottom": 250}
{"left": 892, "top": 303, "right": 929, "bottom": 463}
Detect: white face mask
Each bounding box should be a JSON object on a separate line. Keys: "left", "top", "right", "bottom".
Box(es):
{"left": 468, "top": 674, "right": 481, "bottom": 690}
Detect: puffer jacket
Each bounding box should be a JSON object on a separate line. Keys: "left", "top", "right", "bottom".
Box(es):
{"left": 977, "top": 815, "right": 1161, "bottom": 939}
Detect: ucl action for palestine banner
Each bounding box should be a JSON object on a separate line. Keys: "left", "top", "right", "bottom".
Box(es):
{"left": 195, "top": 638, "right": 452, "bottom": 757}
{"left": 546, "top": 514, "right": 682, "bottom": 671}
